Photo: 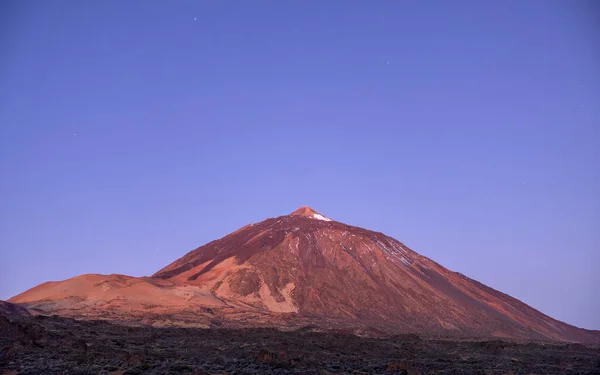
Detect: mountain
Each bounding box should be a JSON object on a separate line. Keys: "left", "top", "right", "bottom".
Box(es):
{"left": 8, "top": 207, "right": 600, "bottom": 343}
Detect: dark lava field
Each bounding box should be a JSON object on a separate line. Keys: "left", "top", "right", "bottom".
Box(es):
{"left": 2, "top": 314, "right": 600, "bottom": 375}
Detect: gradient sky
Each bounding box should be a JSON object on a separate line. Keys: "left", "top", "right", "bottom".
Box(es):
{"left": 1, "top": 1, "right": 598, "bottom": 329}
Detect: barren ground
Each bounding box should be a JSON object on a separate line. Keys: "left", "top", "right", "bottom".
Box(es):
{"left": 2, "top": 314, "right": 600, "bottom": 375}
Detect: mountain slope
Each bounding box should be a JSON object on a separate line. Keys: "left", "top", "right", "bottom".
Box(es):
{"left": 9, "top": 207, "right": 600, "bottom": 343}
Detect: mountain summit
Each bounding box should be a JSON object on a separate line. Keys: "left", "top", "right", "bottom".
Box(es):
{"left": 9, "top": 207, "right": 600, "bottom": 343}
{"left": 289, "top": 206, "right": 332, "bottom": 221}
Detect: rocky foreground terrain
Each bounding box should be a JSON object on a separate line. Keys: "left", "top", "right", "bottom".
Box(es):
{"left": 2, "top": 313, "right": 600, "bottom": 375}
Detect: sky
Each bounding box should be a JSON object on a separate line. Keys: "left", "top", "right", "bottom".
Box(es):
{"left": 0, "top": 1, "right": 598, "bottom": 329}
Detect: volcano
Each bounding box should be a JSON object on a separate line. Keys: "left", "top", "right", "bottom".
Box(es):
{"left": 8, "top": 207, "right": 600, "bottom": 343}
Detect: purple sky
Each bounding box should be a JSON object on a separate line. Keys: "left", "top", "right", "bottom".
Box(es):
{"left": 1, "top": 1, "right": 598, "bottom": 329}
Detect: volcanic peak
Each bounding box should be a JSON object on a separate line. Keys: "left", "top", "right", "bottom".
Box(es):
{"left": 289, "top": 206, "right": 332, "bottom": 221}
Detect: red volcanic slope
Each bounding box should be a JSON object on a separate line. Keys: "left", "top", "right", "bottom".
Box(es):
{"left": 10, "top": 207, "right": 600, "bottom": 343}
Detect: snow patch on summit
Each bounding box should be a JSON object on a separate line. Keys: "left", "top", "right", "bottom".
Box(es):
{"left": 312, "top": 213, "right": 332, "bottom": 221}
